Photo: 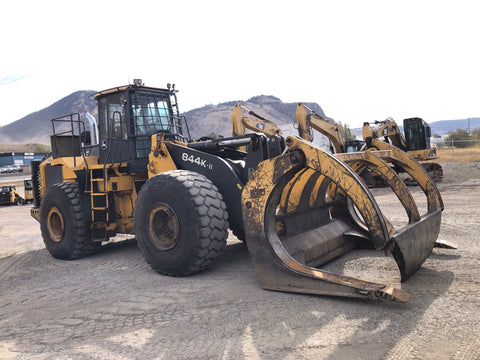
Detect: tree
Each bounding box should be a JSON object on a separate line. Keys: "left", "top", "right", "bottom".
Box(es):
{"left": 339, "top": 122, "right": 355, "bottom": 141}
{"left": 34, "top": 144, "right": 51, "bottom": 153}
{"left": 444, "top": 128, "right": 480, "bottom": 148}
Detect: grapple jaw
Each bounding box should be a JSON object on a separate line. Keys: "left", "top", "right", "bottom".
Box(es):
{"left": 392, "top": 210, "right": 441, "bottom": 281}
{"left": 241, "top": 137, "right": 444, "bottom": 302}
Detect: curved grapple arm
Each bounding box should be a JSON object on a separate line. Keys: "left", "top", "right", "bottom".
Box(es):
{"left": 241, "top": 137, "right": 443, "bottom": 302}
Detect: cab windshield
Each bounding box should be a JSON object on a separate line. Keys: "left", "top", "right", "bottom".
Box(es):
{"left": 130, "top": 91, "right": 174, "bottom": 136}
{"left": 404, "top": 119, "right": 428, "bottom": 151}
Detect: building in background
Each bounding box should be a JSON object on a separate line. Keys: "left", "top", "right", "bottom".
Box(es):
{"left": 0, "top": 152, "right": 47, "bottom": 169}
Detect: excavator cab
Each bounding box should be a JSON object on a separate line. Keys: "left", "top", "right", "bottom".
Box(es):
{"left": 403, "top": 117, "right": 431, "bottom": 152}
{"left": 345, "top": 140, "right": 365, "bottom": 153}
{"left": 93, "top": 80, "right": 189, "bottom": 168}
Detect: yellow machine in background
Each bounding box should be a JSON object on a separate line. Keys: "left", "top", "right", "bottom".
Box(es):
{"left": 295, "top": 103, "right": 366, "bottom": 153}
{"left": 231, "top": 104, "right": 283, "bottom": 137}
{"left": 295, "top": 104, "right": 442, "bottom": 184}
{"left": 232, "top": 103, "right": 364, "bottom": 154}
{"left": 30, "top": 81, "right": 449, "bottom": 302}
{"left": 295, "top": 103, "right": 348, "bottom": 153}
{"left": 363, "top": 118, "right": 443, "bottom": 181}
{"left": 23, "top": 179, "right": 34, "bottom": 203}
{"left": 0, "top": 185, "right": 24, "bottom": 205}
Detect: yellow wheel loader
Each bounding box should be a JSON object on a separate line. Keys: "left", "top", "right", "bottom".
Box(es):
{"left": 31, "top": 80, "right": 446, "bottom": 302}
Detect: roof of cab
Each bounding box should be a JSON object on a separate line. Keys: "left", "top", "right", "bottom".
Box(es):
{"left": 92, "top": 84, "right": 170, "bottom": 100}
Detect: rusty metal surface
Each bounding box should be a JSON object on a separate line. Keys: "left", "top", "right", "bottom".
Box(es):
{"left": 242, "top": 137, "right": 444, "bottom": 302}
{"left": 392, "top": 210, "right": 442, "bottom": 281}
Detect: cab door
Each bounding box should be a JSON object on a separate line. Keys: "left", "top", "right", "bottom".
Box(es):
{"left": 98, "top": 92, "right": 130, "bottom": 164}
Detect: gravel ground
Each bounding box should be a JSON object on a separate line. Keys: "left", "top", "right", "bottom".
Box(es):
{"left": 0, "top": 162, "right": 479, "bottom": 360}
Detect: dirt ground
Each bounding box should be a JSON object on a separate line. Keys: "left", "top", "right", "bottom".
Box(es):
{"left": 0, "top": 162, "right": 479, "bottom": 360}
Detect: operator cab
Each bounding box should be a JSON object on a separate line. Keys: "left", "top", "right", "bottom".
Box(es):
{"left": 403, "top": 117, "right": 431, "bottom": 151}
{"left": 93, "top": 80, "right": 189, "bottom": 169}
{"left": 345, "top": 140, "right": 365, "bottom": 153}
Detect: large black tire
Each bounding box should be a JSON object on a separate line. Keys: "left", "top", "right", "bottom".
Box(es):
{"left": 40, "top": 182, "right": 100, "bottom": 259}
{"left": 134, "top": 170, "right": 228, "bottom": 276}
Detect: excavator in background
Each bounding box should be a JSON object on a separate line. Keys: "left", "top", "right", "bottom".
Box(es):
{"left": 30, "top": 80, "right": 448, "bottom": 302}
{"left": 231, "top": 104, "right": 283, "bottom": 137}
{"left": 295, "top": 103, "right": 364, "bottom": 153}
{"left": 296, "top": 104, "right": 442, "bottom": 184}
{"left": 296, "top": 103, "right": 346, "bottom": 153}
{"left": 363, "top": 118, "right": 443, "bottom": 182}
{"left": 230, "top": 104, "right": 284, "bottom": 153}
{"left": 294, "top": 103, "right": 391, "bottom": 184}
{"left": 232, "top": 103, "right": 363, "bottom": 154}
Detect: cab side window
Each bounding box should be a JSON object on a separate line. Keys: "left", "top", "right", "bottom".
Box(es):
{"left": 98, "top": 93, "right": 127, "bottom": 140}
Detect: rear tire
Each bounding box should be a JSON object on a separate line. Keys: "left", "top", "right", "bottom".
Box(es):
{"left": 134, "top": 170, "right": 228, "bottom": 276}
{"left": 40, "top": 182, "right": 100, "bottom": 259}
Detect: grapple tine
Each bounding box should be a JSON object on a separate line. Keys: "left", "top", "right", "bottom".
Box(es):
{"left": 242, "top": 137, "right": 444, "bottom": 302}
{"left": 336, "top": 151, "right": 421, "bottom": 224}
{"left": 365, "top": 139, "right": 446, "bottom": 278}
{"left": 392, "top": 210, "right": 442, "bottom": 281}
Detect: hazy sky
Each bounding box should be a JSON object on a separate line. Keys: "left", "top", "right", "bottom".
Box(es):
{"left": 1, "top": 0, "right": 478, "bottom": 129}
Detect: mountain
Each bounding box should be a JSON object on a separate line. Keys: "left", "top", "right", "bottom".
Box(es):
{"left": 430, "top": 118, "right": 480, "bottom": 136}
{"left": 0, "top": 92, "right": 326, "bottom": 145}
{"left": 0, "top": 91, "right": 97, "bottom": 145}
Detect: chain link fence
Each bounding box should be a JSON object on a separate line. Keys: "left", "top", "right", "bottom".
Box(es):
{"left": 433, "top": 139, "right": 480, "bottom": 162}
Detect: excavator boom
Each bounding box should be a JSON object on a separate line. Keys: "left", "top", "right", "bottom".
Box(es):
{"left": 296, "top": 103, "right": 346, "bottom": 153}
{"left": 231, "top": 104, "right": 282, "bottom": 137}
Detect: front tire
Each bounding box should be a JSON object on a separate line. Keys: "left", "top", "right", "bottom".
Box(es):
{"left": 40, "top": 182, "right": 100, "bottom": 259}
{"left": 134, "top": 170, "right": 228, "bottom": 276}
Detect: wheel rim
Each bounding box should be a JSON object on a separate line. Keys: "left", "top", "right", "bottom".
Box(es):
{"left": 148, "top": 202, "right": 179, "bottom": 250}
{"left": 47, "top": 206, "right": 64, "bottom": 242}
